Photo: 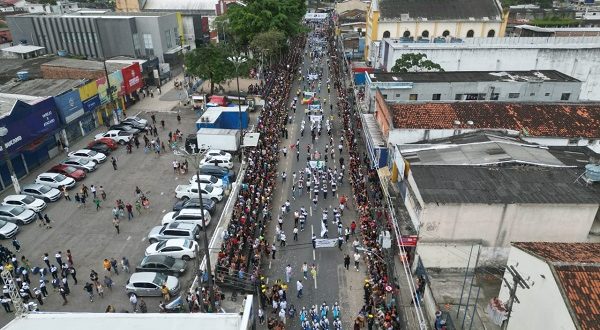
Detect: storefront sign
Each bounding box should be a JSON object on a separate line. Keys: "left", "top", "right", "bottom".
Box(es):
{"left": 0, "top": 98, "right": 59, "bottom": 153}
{"left": 97, "top": 71, "right": 124, "bottom": 105}
{"left": 121, "top": 63, "right": 143, "bottom": 94}
{"left": 82, "top": 94, "right": 101, "bottom": 112}
{"left": 399, "top": 235, "right": 418, "bottom": 247}
{"left": 78, "top": 81, "right": 98, "bottom": 101}
{"left": 54, "top": 90, "right": 84, "bottom": 124}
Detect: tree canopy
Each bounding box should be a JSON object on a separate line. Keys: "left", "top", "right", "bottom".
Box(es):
{"left": 249, "top": 30, "right": 287, "bottom": 57}
{"left": 224, "top": 0, "right": 306, "bottom": 47}
{"left": 390, "top": 53, "right": 444, "bottom": 73}
{"left": 184, "top": 43, "right": 234, "bottom": 94}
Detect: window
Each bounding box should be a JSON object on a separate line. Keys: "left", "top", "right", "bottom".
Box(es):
{"left": 487, "top": 29, "right": 495, "bottom": 37}
{"left": 395, "top": 93, "right": 401, "bottom": 98}
{"left": 432, "top": 94, "right": 441, "bottom": 100}
{"left": 382, "top": 31, "right": 391, "bottom": 38}
{"left": 143, "top": 34, "right": 154, "bottom": 56}
{"left": 421, "top": 30, "right": 429, "bottom": 38}
{"left": 490, "top": 93, "right": 499, "bottom": 100}
{"left": 382, "top": 94, "right": 388, "bottom": 99}
{"left": 568, "top": 138, "right": 578, "bottom": 145}
{"left": 561, "top": 93, "right": 571, "bottom": 101}
{"left": 508, "top": 93, "right": 520, "bottom": 99}
{"left": 545, "top": 92, "right": 551, "bottom": 96}
{"left": 530, "top": 93, "right": 535, "bottom": 96}
{"left": 403, "top": 31, "right": 410, "bottom": 38}
{"left": 165, "top": 30, "right": 172, "bottom": 48}
{"left": 409, "top": 94, "right": 418, "bottom": 100}
{"left": 455, "top": 94, "right": 463, "bottom": 100}
{"left": 465, "top": 93, "right": 485, "bottom": 100}
{"left": 466, "top": 30, "right": 474, "bottom": 38}
{"left": 442, "top": 30, "right": 450, "bottom": 37}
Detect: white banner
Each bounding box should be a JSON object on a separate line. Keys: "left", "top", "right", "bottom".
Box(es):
{"left": 310, "top": 115, "right": 323, "bottom": 122}
{"left": 315, "top": 239, "right": 337, "bottom": 248}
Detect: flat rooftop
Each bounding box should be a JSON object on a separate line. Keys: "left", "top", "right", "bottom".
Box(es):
{"left": 42, "top": 58, "right": 129, "bottom": 73}
{"left": 0, "top": 78, "right": 85, "bottom": 97}
{"left": 388, "top": 102, "right": 600, "bottom": 138}
{"left": 410, "top": 165, "right": 599, "bottom": 204}
{"left": 368, "top": 70, "right": 580, "bottom": 83}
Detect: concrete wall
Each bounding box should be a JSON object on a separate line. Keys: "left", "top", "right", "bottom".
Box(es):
{"left": 375, "top": 37, "right": 600, "bottom": 100}
{"left": 417, "top": 203, "right": 598, "bottom": 247}
{"left": 97, "top": 18, "right": 136, "bottom": 59}
{"left": 7, "top": 15, "right": 37, "bottom": 47}
{"left": 134, "top": 14, "right": 178, "bottom": 62}
{"left": 498, "top": 247, "right": 576, "bottom": 330}
{"left": 377, "top": 20, "right": 503, "bottom": 40}
{"left": 372, "top": 80, "right": 582, "bottom": 103}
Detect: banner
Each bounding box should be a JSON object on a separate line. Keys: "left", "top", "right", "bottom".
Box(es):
{"left": 54, "top": 90, "right": 84, "bottom": 124}
{"left": 310, "top": 115, "right": 322, "bottom": 122}
{"left": 96, "top": 71, "right": 124, "bottom": 105}
{"left": 121, "top": 63, "right": 143, "bottom": 94}
{"left": 315, "top": 239, "right": 337, "bottom": 248}
{"left": 78, "top": 81, "right": 98, "bottom": 101}
{"left": 400, "top": 235, "right": 418, "bottom": 247}
{"left": 309, "top": 161, "right": 325, "bottom": 169}
{"left": 82, "top": 94, "right": 101, "bottom": 112}
{"left": 0, "top": 98, "right": 59, "bottom": 153}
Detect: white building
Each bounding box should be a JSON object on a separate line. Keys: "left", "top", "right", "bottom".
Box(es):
{"left": 497, "top": 242, "right": 600, "bottom": 330}
{"left": 365, "top": 0, "right": 505, "bottom": 60}
{"left": 364, "top": 70, "right": 582, "bottom": 112}
{"left": 390, "top": 134, "right": 600, "bottom": 267}
{"left": 371, "top": 90, "right": 600, "bottom": 149}
{"left": 373, "top": 36, "right": 600, "bottom": 101}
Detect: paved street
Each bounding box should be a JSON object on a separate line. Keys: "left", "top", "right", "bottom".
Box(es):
{"left": 259, "top": 25, "right": 366, "bottom": 329}
{"left": 0, "top": 101, "right": 229, "bottom": 326}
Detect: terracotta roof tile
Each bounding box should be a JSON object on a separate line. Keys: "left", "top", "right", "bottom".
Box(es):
{"left": 389, "top": 102, "right": 600, "bottom": 138}
{"left": 554, "top": 265, "right": 600, "bottom": 330}
{"left": 513, "top": 242, "right": 600, "bottom": 263}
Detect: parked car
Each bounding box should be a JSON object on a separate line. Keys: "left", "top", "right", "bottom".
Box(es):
{"left": 2, "top": 195, "right": 46, "bottom": 213}
{"left": 48, "top": 164, "right": 86, "bottom": 181}
{"left": 199, "top": 165, "right": 235, "bottom": 181}
{"left": 189, "top": 174, "right": 224, "bottom": 188}
{"left": 61, "top": 157, "right": 97, "bottom": 172}
{"left": 125, "top": 272, "right": 180, "bottom": 297}
{"left": 109, "top": 124, "right": 140, "bottom": 136}
{"left": 0, "top": 220, "right": 18, "bottom": 239}
{"left": 88, "top": 138, "right": 118, "bottom": 151}
{"left": 135, "top": 255, "right": 187, "bottom": 276}
{"left": 123, "top": 116, "right": 148, "bottom": 127}
{"left": 86, "top": 142, "right": 112, "bottom": 155}
{"left": 35, "top": 173, "right": 76, "bottom": 190}
{"left": 21, "top": 184, "right": 62, "bottom": 202}
{"left": 204, "top": 150, "right": 232, "bottom": 161}
{"left": 174, "top": 183, "right": 223, "bottom": 202}
{"left": 145, "top": 238, "right": 199, "bottom": 260}
{"left": 67, "top": 149, "right": 107, "bottom": 163}
{"left": 94, "top": 130, "right": 132, "bottom": 145}
{"left": 199, "top": 156, "right": 233, "bottom": 169}
{"left": 121, "top": 118, "right": 149, "bottom": 131}
{"left": 147, "top": 222, "right": 200, "bottom": 243}
{"left": 161, "top": 209, "right": 212, "bottom": 228}
{"left": 0, "top": 205, "right": 36, "bottom": 225}
{"left": 172, "top": 198, "right": 216, "bottom": 214}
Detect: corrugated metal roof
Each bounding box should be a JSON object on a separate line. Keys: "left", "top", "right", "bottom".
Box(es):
{"left": 143, "top": 0, "right": 218, "bottom": 12}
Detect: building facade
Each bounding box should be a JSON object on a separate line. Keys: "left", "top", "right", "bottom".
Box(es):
{"left": 373, "top": 36, "right": 600, "bottom": 101}
{"left": 364, "top": 70, "right": 582, "bottom": 112}
{"left": 7, "top": 11, "right": 180, "bottom": 62}
{"left": 365, "top": 0, "right": 506, "bottom": 60}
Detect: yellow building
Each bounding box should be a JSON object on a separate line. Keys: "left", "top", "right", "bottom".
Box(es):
{"left": 365, "top": 0, "right": 507, "bottom": 60}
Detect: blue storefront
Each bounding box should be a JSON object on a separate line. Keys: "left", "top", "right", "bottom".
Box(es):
{"left": 0, "top": 97, "right": 60, "bottom": 191}
{"left": 54, "top": 90, "right": 97, "bottom": 146}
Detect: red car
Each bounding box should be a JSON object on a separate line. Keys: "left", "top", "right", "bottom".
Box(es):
{"left": 48, "top": 164, "right": 87, "bottom": 181}
{"left": 88, "top": 138, "right": 118, "bottom": 150}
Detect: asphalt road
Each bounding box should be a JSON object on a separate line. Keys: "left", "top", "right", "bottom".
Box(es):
{"left": 261, "top": 31, "right": 365, "bottom": 329}
{"left": 0, "top": 108, "right": 231, "bottom": 326}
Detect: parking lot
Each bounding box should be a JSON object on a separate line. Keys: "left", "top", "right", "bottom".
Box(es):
{"left": 0, "top": 107, "right": 234, "bottom": 326}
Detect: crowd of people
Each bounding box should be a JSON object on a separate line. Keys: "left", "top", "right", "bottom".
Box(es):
{"left": 210, "top": 34, "right": 306, "bottom": 312}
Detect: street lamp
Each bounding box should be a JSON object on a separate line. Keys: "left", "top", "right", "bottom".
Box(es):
{"left": 0, "top": 127, "right": 20, "bottom": 194}
{"left": 227, "top": 56, "right": 247, "bottom": 162}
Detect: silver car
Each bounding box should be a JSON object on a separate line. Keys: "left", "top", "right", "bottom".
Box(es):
{"left": 61, "top": 157, "right": 97, "bottom": 172}
{"left": 147, "top": 222, "right": 200, "bottom": 243}
{"left": 0, "top": 205, "right": 36, "bottom": 225}
{"left": 3, "top": 195, "right": 47, "bottom": 213}
{"left": 0, "top": 220, "right": 18, "bottom": 239}
{"left": 125, "top": 272, "right": 180, "bottom": 297}
{"left": 21, "top": 184, "right": 62, "bottom": 202}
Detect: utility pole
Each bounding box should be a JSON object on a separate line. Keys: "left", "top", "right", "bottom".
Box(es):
{"left": 501, "top": 265, "right": 530, "bottom": 330}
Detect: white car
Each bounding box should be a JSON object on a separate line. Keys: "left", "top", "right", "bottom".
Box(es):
{"left": 199, "top": 183, "right": 224, "bottom": 201}
{"left": 94, "top": 130, "right": 132, "bottom": 144}
{"left": 21, "top": 184, "right": 62, "bottom": 202}
{"left": 61, "top": 157, "right": 97, "bottom": 172}
{"left": 199, "top": 156, "right": 233, "bottom": 169}
{"left": 161, "top": 209, "right": 212, "bottom": 228}
{"left": 125, "top": 272, "right": 180, "bottom": 297}
{"left": 35, "top": 173, "right": 76, "bottom": 190}
{"left": 204, "top": 150, "right": 232, "bottom": 161}
{"left": 3, "top": 195, "right": 47, "bottom": 213}
{"left": 68, "top": 149, "right": 107, "bottom": 163}
{"left": 123, "top": 116, "right": 148, "bottom": 127}
{"left": 189, "top": 174, "right": 224, "bottom": 188}
{"left": 145, "top": 238, "right": 199, "bottom": 261}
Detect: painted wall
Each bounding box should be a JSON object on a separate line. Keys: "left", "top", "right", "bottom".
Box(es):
{"left": 375, "top": 37, "right": 600, "bottom": 100}
{"left": 498, "top": 247, "right": 576, "bottom": 330}
{"left": 377, "top": 20, "right": 502, "bottom": 40}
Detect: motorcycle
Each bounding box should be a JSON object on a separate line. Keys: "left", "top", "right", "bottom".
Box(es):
{"left": 159, "top": 296, "right": 184, "bottom": 313}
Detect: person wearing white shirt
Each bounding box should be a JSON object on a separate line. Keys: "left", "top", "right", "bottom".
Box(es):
{"left": 297, "top": 280, "right": 304, "bottom": 298}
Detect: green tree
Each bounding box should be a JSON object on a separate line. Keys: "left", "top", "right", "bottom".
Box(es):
{"left": 390, "top": 53, "right": 444, "bottom": 73}
{"left": 225, "top": 0, "right": 306, "bottom": 47}
{"left": 249, "top": 30, "right": 287, "bottom": 58}
{"left": 184, "top": 43, "right": 233, "bottom": 94}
